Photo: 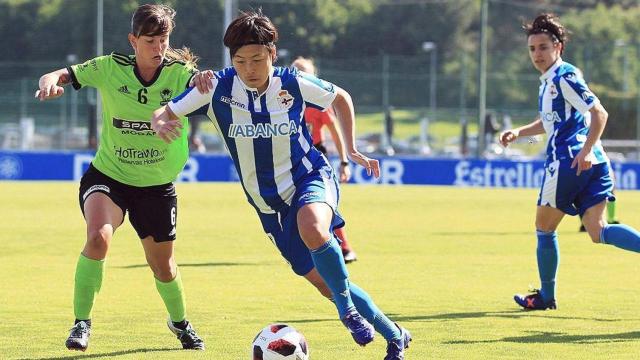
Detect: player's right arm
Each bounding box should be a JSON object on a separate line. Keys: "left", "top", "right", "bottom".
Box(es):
{"left": 36, "top": 68, "right": 71, "bottom": 101}
{"left": 499, "top": 118, "right": 544, "bottom": 147}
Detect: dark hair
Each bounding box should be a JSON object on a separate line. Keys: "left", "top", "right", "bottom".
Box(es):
{"left": 131, "top": 4, "right": 197, "bottom": 65}
{"left": 223, "top": 9, "right": 278, "bottom": 58}
{"left": 524, "top": 13, "right": 569, "bottom": 52}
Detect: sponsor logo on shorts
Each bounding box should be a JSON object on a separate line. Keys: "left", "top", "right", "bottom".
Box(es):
{"left": 299, "top": 192, "right": 322, "bottom": 202}
{"left": 83, "top": 184, "right": 110, "bottom": 201}
{"left": 168, "top": 226, "right": 176, "bottom": 237}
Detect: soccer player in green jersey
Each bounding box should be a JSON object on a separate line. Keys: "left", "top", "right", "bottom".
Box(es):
{"left": 36, "top": 4, "right": 208, "bottom": 352}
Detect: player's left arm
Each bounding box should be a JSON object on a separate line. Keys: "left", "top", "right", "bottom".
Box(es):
{"left": 324, "top": 111, "right": 351, "bottom": 182}
{"left": 572, "top": 102, "right": 608, "bottom": 175}
{"left": 332, "top": 87, "right": 379, "bottom": 178}
{"left": 560, "top": 74, "right": 608, "bottom": 175}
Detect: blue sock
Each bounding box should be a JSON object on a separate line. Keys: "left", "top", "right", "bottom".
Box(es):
{"left": 536, "top": 230, "right": 559, "bottom": 302}
{"left": 349, "top": 283, "right": 401, "bottom": 341}
{"left": 601, "top": 224, "right": 640, "bottom": 252}
{"left": 310, "top": 237, "right": 354, "bottom": 318}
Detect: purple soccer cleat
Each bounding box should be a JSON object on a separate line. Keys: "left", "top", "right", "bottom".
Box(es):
{"left": 514, "top": 289, "right": 557, "bottom": 310}
{"left": 341, "top": 308, "right": 375, "bottom": 346}
{"left": 384, "top": 323, "right": 412, "bottom": 360}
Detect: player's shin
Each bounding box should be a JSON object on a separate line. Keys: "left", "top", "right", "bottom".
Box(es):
{"left": 155, "top": 269, "right": 187, "bottom": 323}
{"left": 310, "top": 237, "right": 354, "bottom": 318}
{"left": 536, "top": 230, "right": 559, "bottom": 302}
{"left": 600, "top": 224, "right": 640, "bottom": 253}
{"left": 349, "top": 283, "right": 402, "bottom": 341}
{"left": 74, "top": 254, "right": 105, "bottom": 321}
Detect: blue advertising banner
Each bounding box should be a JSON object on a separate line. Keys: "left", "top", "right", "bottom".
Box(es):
{"left": 1, "top": 150, "right": 638, "bottom": 190}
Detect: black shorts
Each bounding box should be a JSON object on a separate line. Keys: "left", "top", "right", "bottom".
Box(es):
{"left": 78, "top": 164, "right": 177, "bottom": 242}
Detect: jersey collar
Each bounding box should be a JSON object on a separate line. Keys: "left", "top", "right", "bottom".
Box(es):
{"left": 133, "top": 58, "right": 165, "bottom": 87}
{"left": 236, "top": 66, "right": 275, "bottom": 97}
{"left": 540, "top": 58, "right": 563, "bottom": 83}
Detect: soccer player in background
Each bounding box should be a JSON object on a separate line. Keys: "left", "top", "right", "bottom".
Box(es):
{"left": 500, "top": 13, "right": 640, "bottom": 310}
{"left": 36, "top": 4, "right": 207, "bottom": 351}
{"left": 151, "top": 10, "right": 411, "bottom": 359}
{"left": 291, "top": 56, "right": 358, "bottom": 263}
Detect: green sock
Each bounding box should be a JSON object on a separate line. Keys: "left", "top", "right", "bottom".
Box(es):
{"left": 155, "top": 269, "right": 187, "bottom": 322}
{"left": 74, "top": 254, "right": 105, "bottom": 320}
{"left": 607, "top": 201, "right": 617, "bottom": 223}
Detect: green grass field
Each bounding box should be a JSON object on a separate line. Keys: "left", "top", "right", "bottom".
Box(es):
{"left": 3, "top": 182, "right": 640, "bottom": 359}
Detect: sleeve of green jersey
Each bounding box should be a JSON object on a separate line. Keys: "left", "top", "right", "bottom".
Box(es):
{"left": 180, "top": 63, "right": 198, "bottom": 89}
{"left": 67, "top": 55, "right": 112, "bottom": 90}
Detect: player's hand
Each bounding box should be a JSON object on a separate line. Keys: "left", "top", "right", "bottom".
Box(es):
{"left": 499, "top": 129, "right": 519, "bottom": 147}
{"left": 190, "top": 70, "right": 214, "bottom": 94}
{"left": 349, "top": 150, "right": 380, "bottom": 178}
{"left": 571, "top": 148, "right": 593, "bottom": 176}
{"left": 35, "top": 84, "right": 64, "bottom": 101}
{"left": 339, "top": 162, "right": 352, "bottom": 183}
{"left": 151, "top": 109, "right": 183, "bottom": 143}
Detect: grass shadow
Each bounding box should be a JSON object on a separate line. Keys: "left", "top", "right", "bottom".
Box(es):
{"left": 445, "top": 330, "right": 640, "bottom": 344}
{"left": 390, "top": 310, "right": 629, "bottom": 323}
{"left": 277, "top": 318, "right": 336, "bottom": 324}
{"left": 19, "top": 347, "right": 181, "bottom": 360}
{"left": 430, "top": 231, "right": 532, "bottom": 236}
{"left": 279, "top": 310, "right": 630, "bottom": 325}
{"left": 118, "top": 261, "right": 265, "bottom": 269}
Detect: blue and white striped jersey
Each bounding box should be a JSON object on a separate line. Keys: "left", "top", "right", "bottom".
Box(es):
{"left": 538, "top": 58, "right": 608, "bottom": 165}
{"left": 168, "top": 66, "right": 338, "bottom": 214}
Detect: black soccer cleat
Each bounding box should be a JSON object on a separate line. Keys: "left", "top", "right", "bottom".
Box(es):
{"left": 66, "top": 320, "right": 91, "bottom": 351}
{"left": 167, "top": 320, "right": 205, "bottom": 350}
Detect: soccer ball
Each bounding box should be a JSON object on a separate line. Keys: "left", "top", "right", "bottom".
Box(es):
{"left": 252, "top": 324, "right": 309, "bottom": 360}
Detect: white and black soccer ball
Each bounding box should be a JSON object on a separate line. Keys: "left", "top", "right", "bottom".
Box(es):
{"left": 252, "top": 324, "right": 309, "bottom": 360}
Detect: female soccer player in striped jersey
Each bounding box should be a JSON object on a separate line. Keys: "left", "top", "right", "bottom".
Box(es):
{"left": 152, "top": 10, "right": 411, "bottom": 360}
{"left": 36, "top": 4, "right": 208, "bottom": 351}
{"left": 500, "top": 13, "right": 640, "bottom": 311}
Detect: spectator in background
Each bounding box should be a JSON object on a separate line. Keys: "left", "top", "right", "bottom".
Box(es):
{"left": 188, "top": 114, "right": 207, "bottom": 153}
{"left": 484, "top": 112, "right": 500, "bottom": 152}
{"left": 291, "top": 56, "right": 358, "bottom": 263}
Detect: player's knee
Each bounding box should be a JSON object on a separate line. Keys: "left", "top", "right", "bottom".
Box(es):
{"left": 148, "top": 259, "right": 177, "bottom": 282}
{"left": 586, "top": 225, "right": 604, "bottom": 244}
{"left": 86, "top": 225, "right": 112, "bottom": 251}
{"left": 299, "top": 222, "right": 330, "bottom": 246}
{"left": 535, "top": 220, "right": 556, "bottom": 233}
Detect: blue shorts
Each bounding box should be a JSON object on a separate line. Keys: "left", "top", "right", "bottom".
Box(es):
{"left": 537, "top": 160, "right": 615, "bottom": 216}
{"left": 256, "top": 165, "right": 345, "bottom": 276}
